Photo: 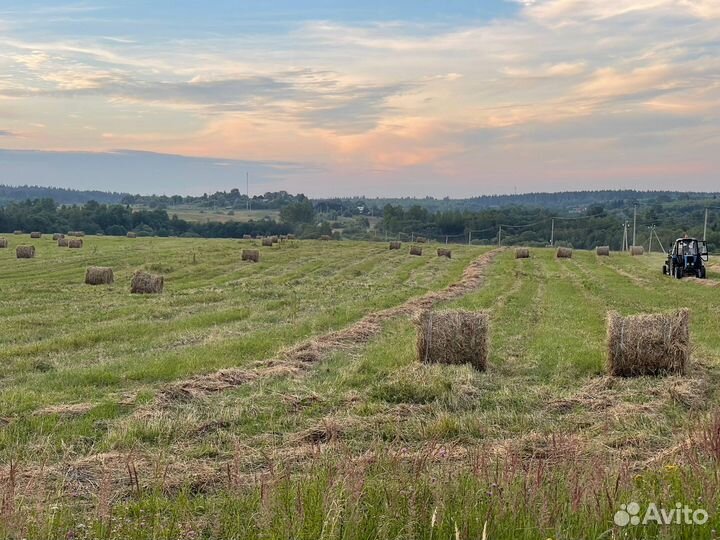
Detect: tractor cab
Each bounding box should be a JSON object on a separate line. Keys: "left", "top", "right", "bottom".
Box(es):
{"left": 663, "top": 237, "right": 708, "bottom": 279}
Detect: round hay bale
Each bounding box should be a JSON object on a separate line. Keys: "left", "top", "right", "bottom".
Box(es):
{"left": 13, "top": 230, "right": 22, "bottom": 235}
{"left": 16, "top": 245, "right": 35, "bottom": 258}
{"left": 52, "top": 233, "right": 64, "bottom": 241}
{"left": 415, "top": 309, "right": 489, "bottom": 371}
{"left": 127, "top": 232, "right": 137, "bottom": 238}
{"left": 68, "top": 239, "right": 83, "bottom": 249}
{"left": 271, "top": 236, "right": 279, "bottom": 244}
{"left": 261, "top": 237, "right": 273, "bottom": 247}
{"left": 630, "top": 246, "right": 645, "bottom": 256}
{"left": 596, "top": 246, "right": 610, "bottom": 256}
{"left": 0, "top": 238, "right": 7, "bottom": 248}
{"left": 409, "top": 246, "right": 423, "bottom": 256}
{"left": 556, "top": 247, "right": 572, "bottom": 258}
{"left": 85, "top": 266, "right": 114, "bottom": 285}
{"left": 30, "top": 232, "right": 42, "bottom": 239}
{"left": 242, "top": 234, "right": 252, "bottom": 240}
{"left": 515, "top": 248, "right": 530, "bottom": 259}
{"left": 57, "top": 238, "right": 68, "bottom": 247}
{"left": 130, "top": 271, "right": 164, "bottom": 294}
{"left": 389, "top": 241, "right": 401, "bottom": 250}
{"left": 68, "top": 231, "right": 86, "bottom": 237}
{"left": 416, "top": 236, "right": 427, "bottom": 244}
{"left": 607, "top": 309, "right": 689, "bottom": 377}
{"left": 437, "top": 248, "right": 452, "bottom": 258}
{"left": 320, "top": 235, "right": 331, "bottom": 241}
{"left": 287, "top": 234, "right": 296, "bottom": 240}
{"left": 242, "top": 249, "right": 260, "bottom": 262}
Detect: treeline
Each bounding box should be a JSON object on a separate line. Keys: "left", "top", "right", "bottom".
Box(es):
{"left": 123, "top": 190, "right": 309, "bottom": 211}
{"left": 0, "top": 184, "right": 125, "bottom": 205}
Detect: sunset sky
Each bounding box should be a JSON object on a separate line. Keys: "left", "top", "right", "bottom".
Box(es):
{"left": 1, "top": 1, "right": 719, "bottom": 196}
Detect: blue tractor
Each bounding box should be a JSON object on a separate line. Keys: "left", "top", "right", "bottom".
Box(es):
{"left": 663, "top": 237, "right": 708, "bottom": 279}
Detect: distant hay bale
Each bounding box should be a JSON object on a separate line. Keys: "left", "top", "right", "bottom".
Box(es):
{"left": 130, "top": 271, "right": 164, "bottom": 294}
{"left": 389, "top": 241, "right": 401, "bottom": 250}
{"left": 242, "top": 234, "right": 252, "bottom": 239}
{"left": 416, "top": 236, "right": 427, "bottom": 244}
{"left": 271, "top": 236, "right": 279, "bottom": 244}
{"left": 57, "top": 238, "right": 68, "bottom": 247}
{"left": 68, "top": 239, "right": 83, "bottom": 249}
{"left": 241, "top": 249, "right": 260, "bottom": 262}
{"left": 415, "top": 309, "right": 489, "bottom": 371}
{"left": 556, "top": 247, "right": 573, "bottom": 258}
{"left": 515, "top": 248, "right": 530, "bottom": 259}
{"left": 280, "top": 235, "right": 288, "bottom": 241}
{"left": 596, "top": 246, "right": 610, "bottom": 256}
{"left": 30, "top": 232, "right": 42, "bottom": 239}
{"left": 409, "top": 246, "right": 422, "bottom": 256}
{"left": 68, "top": 231, "right": 85, "bottom": 237}
{"left": 630, "top": 246, "right": 645, "bottom": 256}
{"left": 437, "top": 248, "right": 452, "bottom": 258}
{"left": 262, "top": 238, "right": 273, "bottom": 247}
{"left": 16, "top": 245, "right": 35, "bottom": 258}
{"left": 0, "top": 238, "right": 7, "bottom": 248}
{"left": 85, "top": 266, "right": 114, "bottom": 285}
{"left": 13, "top": 230, "right": 22, "bottom": 235}
{"left": 127, "top": 232, "right": 137, "bottom": 238}
{"left": 320, "top": 235, "right": 331, "bottom": 241}
{"left": 52, "top": 233, "right": 64, "bottom": 241}
{"left": 287, "top": 234, "right": 296, "bottom": 240}
{"left": 607, "top": 309, "right": 690, "bottom": 377}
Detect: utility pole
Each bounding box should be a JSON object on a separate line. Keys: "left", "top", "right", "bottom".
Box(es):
{"left": 468, "top": 231, "right": 472, "bottom": 245}
{"left": 498, "top": 225, "right": 502, "bottom": 247}
{"left": 704, "top": 208, "right": 709, "bottom": 241}
{"left": 246, "top": 172, "right": 251, "bottom": 211}
{"left": 648, "top": 225, "right": 654, "bottom": 254}
{"left": 632, "top": 204, "right": 637, "bottom": 248}
{"left": 622, "top": 221, "right": 628, "bottom": 252}
{"left": 550, "top": 218, "right": 555, "bottom": 247}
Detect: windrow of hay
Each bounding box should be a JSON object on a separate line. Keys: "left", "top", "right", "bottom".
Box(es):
{"left": 130, "top": 271, "right": 164, "bottom": 294}
{"left": 16, "top": 245, "right": 35, "bottom": 258}
{"left": 414, "top": 309, "right": 489, "bottom": 371}
{"left": 30, "top": 231, "right": 42, "bottom": 239}
{"left": 57, "top": 238, "right": 68, "bottom": 247}
{"left": 261, "top": 238, "right": 273, "bottom": 247}
{"left": 515, "top": 248, "right": 530, "bottom": 259}
{"left": 0, "top": 238, "right": 7, "bottom": 248}
{"left": 596, "top": 246, "right": 610, "bottom": 256}
{"left": 607, "top": 309, "right": 690, "bottom": 377}
{"left": 409, "top": 246, "right": 422, "bottom": 256}
{"left": 320, "top": 235, "right": 331, "bottom": 241}
{"left": 556, "top": 247, "right": 573, "bottom": 258}
{"left": 389, "top": 241, "right": 401, "bottom": 250}
{"left": 127, "top": 232, "right": 137, "bottom": 238}
{"left": 241, "top": 249, "right": 260, "bottom": 262}
{"left": 68, "top": 239, "right": 83, "bottom": 248}
{"left": 630, "top": 246, "right": 645, "bottom": 256}
{"left": 416, "top": 236, "right": 427, "bottom": 243}
{"left": 52, "top": 233, "right": 64, "bottom": 241}
{"left": 85, "top": 266, "right": 114, "bottom": 285}
{"left": 437, "top": 248, "right": 452, "bottom": 258}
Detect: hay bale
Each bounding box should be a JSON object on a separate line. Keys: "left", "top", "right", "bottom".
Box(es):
{"left": 16, "top": 245, "right": 35, "bottom": 258}
{"left": 515, "top": 248, "right": 530, "bottom": 259}
{"left": 13, "top": 230, "right": 22, "bottom": 235}
{"left": 57, "top": 238, "right": 68, "bottom": 247}
{"left": 389, "top": 241, "right": 401, "bottom": 250}
{"left": 52, "top": 233, "right": 64, "bottom": 241}
{"left": 320, "top": 235, "right": 331, "bottom": 241}
{"left": 68, "top": 239, "right": 83, "bottom": 248}
{"left": 415, "top": 309, "right": 489, "bottom": 371}
{"left": 242, "top": 234, "right": 252, "bottom": 240}
{"left": 85, "top": 266, "right": 114, "bottom": 285}
{"left": 287, "top": 234, "right": 296, "bottom": 240}
{"left": 416, "top": 236, "right": 427, "bottom": 244}
{"left": 130, "top": 271, "right": 164, "bottom": 294}
{"left": 409, "top": 246, "right": 422, "bottom": 256}
{"left": 630, "top": 246, "right": 645, "bottom": 256}
{"left": 437, "top": 248, "right": 452, "bottom": 258}
{"left": 271, "top": 236, "right": 279, "bottom": 244}
{"left": 68, "top": 231, "right": 85, "bottom": 237}
{"left": 262, "top": 238, "right": 273, "bottom": 247}
{"left": 30, "top": 232, "right": 42, "bottom": 239}
{"left": 242, "top": 249, "right": 260, "bottom": 262}
{"left": 127, "top": 232, "right": 137, "bottom": 238}
{"left": 556, "top": 247, "right": 572, "bottom": 258}
{"left": 0, "top": 238, "right": 7, "bottom": 248}
{"left": 607, "top": 309, "right": 690, "bottom": 377}
{"left": 596, "top": 246, "right": 610, "bottom": 256}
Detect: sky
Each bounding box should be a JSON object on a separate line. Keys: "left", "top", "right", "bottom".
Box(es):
{"left": 0, "top": 0, "right": 719, "bottom": 197}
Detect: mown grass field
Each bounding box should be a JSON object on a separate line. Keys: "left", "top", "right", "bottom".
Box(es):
{"left": 1, "top": 237, "right": 720, "bottom": 539}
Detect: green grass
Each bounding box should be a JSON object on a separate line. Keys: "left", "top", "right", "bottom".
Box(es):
{"left": 2, "top": 242, "right": 720, "bottom": 539}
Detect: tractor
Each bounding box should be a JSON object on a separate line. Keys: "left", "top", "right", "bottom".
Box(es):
{"left": 663, "top": 237, "right": 708, "bottom": 279}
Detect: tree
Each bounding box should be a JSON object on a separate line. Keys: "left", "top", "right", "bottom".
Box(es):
{"left": 280, "top": 200, "right": 315, "bottom": 225}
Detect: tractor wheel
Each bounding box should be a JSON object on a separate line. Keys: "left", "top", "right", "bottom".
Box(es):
{"left": 663, "top": 264, "right": 668, "bottom": 275}
{"left": 699, "top": 267, "right": 706, "bottom": 279}
{"left": 675, "top": 266, "right": 683, "bottom": 280}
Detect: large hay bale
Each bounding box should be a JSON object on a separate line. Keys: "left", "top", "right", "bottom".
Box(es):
{"left": 68, "top": 231, "right": 85, "bottom": 237}
{"left": 16, "top": 245, "right": 35, "bottom": 258}
{"left": 287, "top": 234, "right": 296, "bottom": 240}
{"left": 271, "top": 236, "right": 279, "bottom": 244}
{"left": 13, "top": 230, "right": 22, "bottom": 235}
{"left": 130, "top": 271, "right": 164, "bottom": 294}
{"left": 630, "top": 246, "right": 645, "bottom": 256}
{"left": 409, "top": 246, "right": 422, "bottom": 256}
{"left": 437, "top": 248, "right": 452, "bottom": 258}
{"left": 52, "top": 233, "right": 64, "bottom": 241}
{"left": 416, "top": 236, "right": 427, "bottom": 244}
{"left": 0, "top": 238, "right": 7, "bottom": 248}
{"left": 68, "top": 239, "right": 83, "bottom": 248}
{"left": 320, "top": 235, "right": 331, "bottom": 241}
{"left": 57, "top": 238, "right": 68, "bottom": 247}
{"left": 515, "top": 248, "right": 530, "bottom": 259}
{"left": 389, "top": 241, "right": 401, "bottom": 250}
{"left": 242, "top": 249, "right": 260, "bottom": 262}
{"left": 127, "top": 232, "right": 137, "bottom": 238}
{"left": 30, "top": 232, "right": 42, "bottom": 239}
{"left": 261, "top": 238, "right": 273, "bottom": 247}
{"left": 556, "top": 247, "right": 572, "bottom": 258}
{"left": 415, "top": 309, "right": 489, "bottom": 371}
{"left": 607, "top": 309, "right": 690, "bottom": 377}
{"left": 85, "top": 266, "right": 114, "bottom": 285}
{"left": 242, "top": 234, "right": 252, "bottom": 240}
{"left": 596, "top": 246, "right": 610, "bottom": 256}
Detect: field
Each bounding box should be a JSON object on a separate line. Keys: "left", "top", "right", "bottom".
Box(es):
{"left": 1, "top": 237, "right": 720, "bottom": 539}
{"left": 160, "top": 206, "right": 280, "bottom": 223}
